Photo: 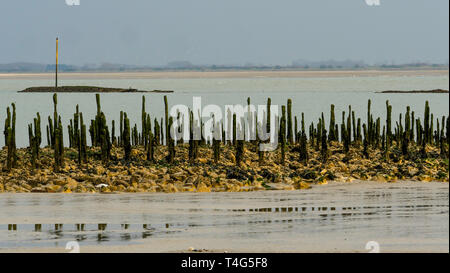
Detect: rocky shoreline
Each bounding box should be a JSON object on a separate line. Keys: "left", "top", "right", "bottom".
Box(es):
{"left": 0, "top": 142, "right": 448, "bottom": 194}
{"left": 1, "top": 94, "right": 448, "bottom": 194}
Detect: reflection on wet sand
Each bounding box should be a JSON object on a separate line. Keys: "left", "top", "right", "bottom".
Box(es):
{"left": 3, "top": 223, "right": 161, "bottom": 243}
{"left": 0, "top": 181, "right": 448, "bottom": 252}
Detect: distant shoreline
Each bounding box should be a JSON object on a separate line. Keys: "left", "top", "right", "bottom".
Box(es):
{"left": 0, "top": 69, "right": 448, "bottom": 80}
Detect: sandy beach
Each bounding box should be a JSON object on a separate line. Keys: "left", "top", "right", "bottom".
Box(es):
{"left": 1, "top": 181, "right": 448, "bottom": 253}
{"left": 0, "top": 69, "right": 448, "bottom": 80}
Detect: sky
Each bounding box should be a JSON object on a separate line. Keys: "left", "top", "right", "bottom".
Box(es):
{"left": 0, "top": 0, "right": 448, "bottom": 66}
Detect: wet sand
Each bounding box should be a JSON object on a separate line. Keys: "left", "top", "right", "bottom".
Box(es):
{"left": 0, "top": 69, "right": 448, "bottom": 80}
{"left": 0, "top": 181, "right": 448, "bottom": 253}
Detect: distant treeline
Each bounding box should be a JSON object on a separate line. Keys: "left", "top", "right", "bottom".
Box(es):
{"left": 0, "top": 63, "right": 79, "bottom": 73}
{"left": 0, "top": 62, "right": 448, "bottom": 73}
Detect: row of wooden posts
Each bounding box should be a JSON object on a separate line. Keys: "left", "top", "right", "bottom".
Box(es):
{"left": 2, "top": 94, "right": 449, "bottom": 172}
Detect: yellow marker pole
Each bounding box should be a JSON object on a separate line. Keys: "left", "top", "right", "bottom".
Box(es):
{"left": 55, "top": 37, "right": 58, "bottom": 91}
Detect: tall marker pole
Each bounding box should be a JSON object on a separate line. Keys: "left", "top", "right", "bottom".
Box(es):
{"left": 55, "top": 37, "right": 58, "bottom": 91}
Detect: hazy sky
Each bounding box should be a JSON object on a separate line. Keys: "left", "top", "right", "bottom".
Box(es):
{"left": 0, "top": 0, "right": 448, "bottom": 66}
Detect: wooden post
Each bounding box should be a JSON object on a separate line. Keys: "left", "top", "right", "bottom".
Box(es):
{"left": 55, "top": 37, "right": 58, "bottom": 92}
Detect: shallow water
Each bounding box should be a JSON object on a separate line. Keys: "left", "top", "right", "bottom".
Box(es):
{"left": 0, "top": 181, "right": 448, "bottom": 253}
{"left": 0, "top": 74, "right": 448, "bottom": 147}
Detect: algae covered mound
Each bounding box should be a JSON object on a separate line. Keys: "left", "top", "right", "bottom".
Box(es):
{"left": 19, "top": 86, "right": 173, "bottom": 93}
{"left": 377, "top": 89, "right": 449, "bottom": 94}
